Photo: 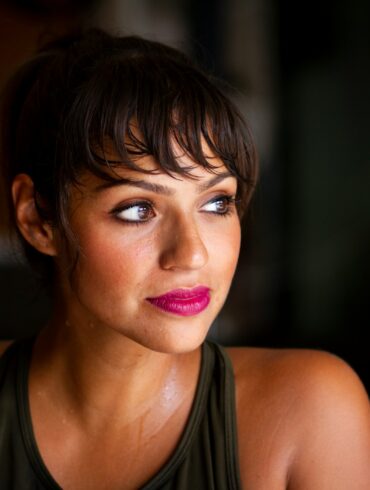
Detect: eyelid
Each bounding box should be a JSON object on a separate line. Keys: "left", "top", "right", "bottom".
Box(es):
{"left": 110, "top": 199, "right": 154, "bottom": 214}
{"left": 202, "top": 193, "right": 237, "bottom": 205}
{"left": 202, "top": 183, "right": 237, "bottom": 200}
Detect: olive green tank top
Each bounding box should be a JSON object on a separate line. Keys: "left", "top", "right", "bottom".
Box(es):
{"left": 0, "top": 337, "right": 241, "bottom": 489}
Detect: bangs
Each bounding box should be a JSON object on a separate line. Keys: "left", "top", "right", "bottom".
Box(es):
{"left": 61, "top": 48, "right": 256, "bottom": 210}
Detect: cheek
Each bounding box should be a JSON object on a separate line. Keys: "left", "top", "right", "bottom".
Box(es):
{"left": 206, "top": 218, "right": 241, "bottom": 277}
{"left": 71, "top": 227, "right": 157, "bottom": 292}
{"left": 201, "top": 220, "right": 240, "bottom": 312}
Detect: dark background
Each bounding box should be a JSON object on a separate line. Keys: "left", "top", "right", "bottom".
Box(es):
{"left": 0, "top": 0, "right": 369, "bottom": 390}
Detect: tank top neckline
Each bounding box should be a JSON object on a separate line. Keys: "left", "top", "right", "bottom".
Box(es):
{"left": 15, "top": 337, "right": 215, "bottom": 489}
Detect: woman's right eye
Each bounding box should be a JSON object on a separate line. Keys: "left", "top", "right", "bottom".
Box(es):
{"left": 113, "top": 202, "right": 155, "bottom": 223}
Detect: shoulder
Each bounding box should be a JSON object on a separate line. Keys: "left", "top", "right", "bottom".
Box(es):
{"left": 226, "top": 346, "right": 370, "bottom": 489}
{"left": 226, "top": 346, "right": 370, "bottom": 432}
{"left": 226, "top": 345, "right": 369, "bottom": 399}
{"left": 0, "top": 340, "right": 14, "bottom": 358}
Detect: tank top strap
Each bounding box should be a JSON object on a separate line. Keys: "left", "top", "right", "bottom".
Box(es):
{"left": 142, "top": 340, "right": 216, "bottom": 488}
{"left": 211, "top": 342, "right": 242, "bottom": 489}
{"left": 146, "top": 341, "right": 242, "bottom": 489}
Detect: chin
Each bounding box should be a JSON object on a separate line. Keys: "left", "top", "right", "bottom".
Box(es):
{"left": 121, "top": 318, "right": 212, "bottom": 355}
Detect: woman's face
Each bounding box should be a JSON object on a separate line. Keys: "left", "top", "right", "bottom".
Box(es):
{"left": 55, "top": 151, "right": 241, "bottom": 353}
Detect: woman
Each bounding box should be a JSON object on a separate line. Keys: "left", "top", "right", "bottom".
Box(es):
{"left": 0, "top": 29, "right": 369, "bottom": 489}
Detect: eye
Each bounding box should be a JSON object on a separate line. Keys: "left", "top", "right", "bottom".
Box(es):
{"left": 201, "top": 195, "right": 236, "bottom": 215}
{"left": 113, "top": 201, "right": 155, "bottom": 223}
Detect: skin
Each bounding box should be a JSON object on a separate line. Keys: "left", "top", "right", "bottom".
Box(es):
{"left": 3, "top": 150, "right": 370, "bottom": 489}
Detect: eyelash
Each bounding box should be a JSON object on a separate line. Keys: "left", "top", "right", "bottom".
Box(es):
{"left": 111, "top": 194, "right": 238, "bottom": 225}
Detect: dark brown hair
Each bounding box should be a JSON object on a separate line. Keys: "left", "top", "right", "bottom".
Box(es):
{"left": 1, "top": 28, "right": 258, "bottom": 284}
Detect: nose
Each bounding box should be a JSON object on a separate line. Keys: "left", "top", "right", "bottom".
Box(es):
{"left": 159, "top": 215, "right": 208, "bottom": 271}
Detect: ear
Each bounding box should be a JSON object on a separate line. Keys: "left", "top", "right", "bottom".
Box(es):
{"left": 11, "top": 173, "right": 58, "bottom": 257}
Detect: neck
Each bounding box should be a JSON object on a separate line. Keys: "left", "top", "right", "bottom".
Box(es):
{"left": 30, "top": 315, "right": 201, "bottom": 432}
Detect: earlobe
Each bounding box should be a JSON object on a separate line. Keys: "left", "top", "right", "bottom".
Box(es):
{"left": 11, "top": 174, "right": 58, "bottom": 257}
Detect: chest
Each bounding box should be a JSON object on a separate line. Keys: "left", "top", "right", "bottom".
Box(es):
{"left": 31, "top": 404, "right": 192, "bottom": 490}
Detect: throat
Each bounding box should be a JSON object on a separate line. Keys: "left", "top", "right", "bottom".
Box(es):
{"left": 30, "top": 324, "right": 201, "bottom": 429}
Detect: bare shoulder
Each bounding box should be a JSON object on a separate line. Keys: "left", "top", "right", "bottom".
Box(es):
{"left": 226, "top": 345, "right": 370, "bottom": 434}
{"left": 0, "top": 340, "right": 14, "bottom": 357}
{"left": 225, "top": 346, "right": 370, "bottom": 489}
{"left": 226, "top": 345, "right": 369, "bottom": 399}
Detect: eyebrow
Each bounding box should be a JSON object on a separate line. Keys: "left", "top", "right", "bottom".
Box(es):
{"left": 93, "top": 171, "right": 234, "bottom": 195}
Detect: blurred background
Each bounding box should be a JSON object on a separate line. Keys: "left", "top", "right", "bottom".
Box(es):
{"left": 0, "top": 0, "right": 369, "bottom": 390}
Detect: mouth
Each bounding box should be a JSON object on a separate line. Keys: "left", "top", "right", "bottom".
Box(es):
{"left": 146, "top": 286, "right": 211, "bottom": 317}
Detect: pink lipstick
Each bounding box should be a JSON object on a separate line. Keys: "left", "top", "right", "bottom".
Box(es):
{"left": 147, "top": 286, "right": 210, "bottom": 316}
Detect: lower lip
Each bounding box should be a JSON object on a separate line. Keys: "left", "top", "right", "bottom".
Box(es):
{"left": 147, "top": 288, "right": 211, "bottom": 317}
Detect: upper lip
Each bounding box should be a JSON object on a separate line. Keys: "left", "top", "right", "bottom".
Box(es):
{"left": 147, "top": 286, "right": 210, "bottom": 300}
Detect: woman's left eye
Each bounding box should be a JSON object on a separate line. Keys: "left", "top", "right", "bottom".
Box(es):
{"left": 201, "top": 195, "right": 236, "bottom": 215}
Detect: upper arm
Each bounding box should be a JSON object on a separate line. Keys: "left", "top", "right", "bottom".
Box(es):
{"left": 288, "top": 351, "right": 370, "bottom": 489}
